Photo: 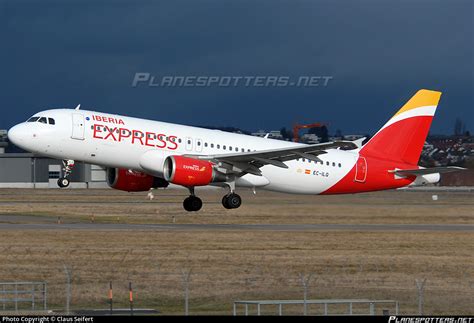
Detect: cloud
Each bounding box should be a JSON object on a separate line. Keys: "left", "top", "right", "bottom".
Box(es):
{"left": 1, "top": 0, "right": 472, "bottom": 134}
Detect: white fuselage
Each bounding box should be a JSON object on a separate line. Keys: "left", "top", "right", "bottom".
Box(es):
{"left": 8, "top": 109, "right": 359, "bottom": 194}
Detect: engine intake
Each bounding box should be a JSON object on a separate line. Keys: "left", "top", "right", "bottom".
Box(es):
{"left": 163, "top": 156, "right": 225, "bottom": 186}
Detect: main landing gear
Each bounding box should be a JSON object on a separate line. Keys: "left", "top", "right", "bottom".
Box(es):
{"left": 221, "top": 181, "right": 241, "bottom": 210}
{"left": 183, "top": 187, "right": 203, "bottom": 212}
{"left": 57, "top": 159, "right": 75, "bottom": 188}
{"left": 181, "top": 184, "right": 243, "bottom": 212}
{"left": 222, "top": 193, "right": 242, "bottom": 209}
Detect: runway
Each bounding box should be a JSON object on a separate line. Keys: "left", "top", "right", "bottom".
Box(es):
{"left": 0, "top": 222, "right": 472, "bottom": 231}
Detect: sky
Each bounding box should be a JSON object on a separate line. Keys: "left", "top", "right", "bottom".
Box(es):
{"left": 1, "top": 0, "right": 472, "bottom": 135}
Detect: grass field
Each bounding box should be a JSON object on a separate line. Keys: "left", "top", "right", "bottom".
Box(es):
{"left": 0, "top": 188, "right": 472, "bottom": 315}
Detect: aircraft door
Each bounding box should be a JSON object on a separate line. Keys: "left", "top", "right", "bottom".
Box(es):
{"left": 71, "top": 113, "right": 85, "bottom": 140}
{"left": 354, "top": 156, "right": 367, "bottom": 183}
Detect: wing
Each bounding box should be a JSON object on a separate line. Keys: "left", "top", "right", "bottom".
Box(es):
{"left": 185, "top": 141, "right": 357, "bottom": 176}
{"left": 389, "top": 166, "right": 467, "bottom": 177}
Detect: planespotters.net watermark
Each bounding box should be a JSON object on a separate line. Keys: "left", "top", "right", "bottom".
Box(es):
{"left": 132, "top": 72, "right": 333, "bottom": 88}
{"left": 388, "top": 317, "right": 473, "bottom": 323}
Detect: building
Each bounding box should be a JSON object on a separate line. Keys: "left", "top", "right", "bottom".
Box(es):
{"left": 344, "top": 134, "right": 365, "bottom": 141}
{"left": 0, "top": 153, "right": 108, "bottom": 188}
{"left": 0, "top": 130, "right": 7, "bottom": 154}
{"left": 251, "top": 130, "right": 267, "bottom": 138}
{"left": 0, "top": 129, "right": 107, "bottom": 188}
{"left": 300, "top": 133, "right": 320, "bottom": 144}
{"left": 251, "top": 130, "right": 284, "bottom": 140}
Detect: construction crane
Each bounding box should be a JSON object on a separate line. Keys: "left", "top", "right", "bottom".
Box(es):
{"left": 293, "top": 122, "right": 328, "bottom": 143}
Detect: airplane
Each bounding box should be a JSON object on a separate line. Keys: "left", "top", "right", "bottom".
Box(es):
{"left": 7, "top": 89, "right": 465, "bottom": 212}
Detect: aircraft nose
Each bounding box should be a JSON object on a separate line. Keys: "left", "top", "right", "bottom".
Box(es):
{"left": 8, "top": 124, "right": 27, "bottom": 146}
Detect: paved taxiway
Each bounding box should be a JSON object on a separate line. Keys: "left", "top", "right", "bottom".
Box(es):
{"left": 0, "top": 222, "right": 472, "bottom": 231}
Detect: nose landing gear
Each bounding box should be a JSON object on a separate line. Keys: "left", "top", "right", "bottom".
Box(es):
{"left": 57, "top": 159, "right": 75, "bottom": 188}
{"left": 57, "top": 177, "right": 70, "bottom": 188}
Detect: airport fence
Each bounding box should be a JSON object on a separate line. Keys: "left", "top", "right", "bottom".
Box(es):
{"left": 0, "top": 245, "right": 472, "bottom": 315}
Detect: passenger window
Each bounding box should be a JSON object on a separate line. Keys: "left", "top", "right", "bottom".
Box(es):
{"left": 217, "top": 144, "right": 220, "bottom": 149}
{"left": 229, "top": 146, "right": 232, "bottom": 151}
{"left": 48, "top": 118, "right": 55, "bottom": 125}
{"left": 326, "top": 161, "right": 329, "bottom": 166}
{"left": 178, "top": 138, "right": 182, "bottom": 143}
{"left": 332, "top": 162, "right": 336, "bottom": 167}
{"left": 38, "top": 117, "right": 47, "bottom": 124}
{"left": 211, "top": 143, "right": 214, "bottom": 148}
{"left": 27, "top": 117, "right": 40, "bottom": 122}
{"left": 223, "top": 145, "right": 226, "bottom": 150}
{"left": 204, "top": 143, "right": 208, "bottom": 147}
{"left": 197, "top": 141, "right": 201, "bottom": 146}
{"left": 241, "top": 148, "right": 244, "bottom": 152}
{"left": 338, "top": 163, "right": 342, "bottom": 167}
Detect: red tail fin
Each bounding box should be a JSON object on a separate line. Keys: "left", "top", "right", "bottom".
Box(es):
{"left": 361, "top": 89, "right": 442, "bottom": 165}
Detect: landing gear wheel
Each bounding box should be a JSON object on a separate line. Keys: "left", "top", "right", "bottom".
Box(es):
{"left": 222, "top": 195, "right": 231, "bottom": 209}
{"left": 58, "top": 159, "right": 75, "bottom": 189}
{"left": 222, "top": 193, "right": 242, "bottom": 209}
{"left": 183, "top": 196, "right": 202, "bottom": 212}
{"left": 57, "top": 177, "right": 70, "bottom": 188}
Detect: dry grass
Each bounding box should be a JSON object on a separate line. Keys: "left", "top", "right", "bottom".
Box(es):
{"left": 0, "top": 188, "right": 473, "bottom": 225}
{"left": 0, "top": 188, "right": 473, "bottom": 315}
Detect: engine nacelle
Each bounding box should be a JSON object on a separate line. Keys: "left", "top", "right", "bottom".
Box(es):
{"left": 410, "top": 173, "right": 441, "bottom": 186}
{"left": 107, "top": 168, "right": 168, "bottom": 192}
{"left": 163, "top": 156, "right": 225, "bottom": 186}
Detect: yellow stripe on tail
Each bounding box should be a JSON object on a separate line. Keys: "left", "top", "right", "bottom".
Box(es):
{"left": 392, "top": 89, "right": 442, "bottom": 118}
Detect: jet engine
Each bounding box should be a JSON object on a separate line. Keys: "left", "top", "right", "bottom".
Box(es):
{"left": 410, "top": 173, "right": 441, "bottom": 186}
{"left": 107, "top": 168, "right": 168, "bottom": 192}
{"left": 163, "top": 155, "right": 226, "bottom": 186}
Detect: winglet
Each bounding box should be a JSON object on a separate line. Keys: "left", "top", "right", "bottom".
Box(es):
{"left": 75, "top": 104, "right": 81, "bottom": 110}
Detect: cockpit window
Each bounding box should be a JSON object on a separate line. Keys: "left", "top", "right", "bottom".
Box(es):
{"left": 38, "top": 117, "right": 47, "bottom": 124}
{"left": 48, "top": 118, "right": 55, "bottom": 125}
{"left": 27, "top": 117, "right": 40, "bottom": 122}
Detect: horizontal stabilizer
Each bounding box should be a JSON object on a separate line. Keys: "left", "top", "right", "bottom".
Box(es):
{"left": 352, "top": 137, "right": 366, "bottom": 148}
{"left": 389, "top": 166, "right": 466, "bottom": 177}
